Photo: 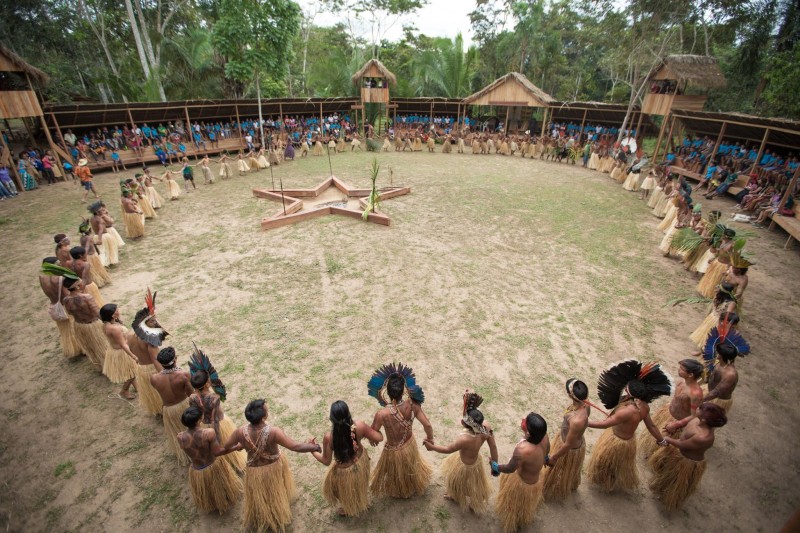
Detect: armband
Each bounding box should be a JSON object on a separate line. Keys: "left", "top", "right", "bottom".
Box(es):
{"left": 490, "top": 461, "right": 500, "bottom": 477}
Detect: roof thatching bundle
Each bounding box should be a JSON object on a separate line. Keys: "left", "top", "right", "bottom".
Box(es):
{"left": 0, "top": 44, "right": 49, "bottom": 86}
{"left": 351, "top": 59, "right": 397, "bottom": 86}
{"left": 463, "top": 72, "right": 555, "bottom": 105}
{"left": 655, "top": 55, "right": 727, "bottom": 89}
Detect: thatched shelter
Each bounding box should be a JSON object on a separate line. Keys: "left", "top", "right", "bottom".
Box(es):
{"left": 649, "top": 55, "right": 727, "bottom": 90}
{"left": 350, "top": 59, "right": 397, "bottom": 87}
{"left": 0, "top": 44, "right": 63, "bottom": 190}
{"left": 462, "top": 72, "right": 554, "bottom": 133}
{"left": 351, "top": 59, "right": 397, "bottom": 135}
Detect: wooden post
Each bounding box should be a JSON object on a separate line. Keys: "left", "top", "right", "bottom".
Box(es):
{"left": 22, "top": 117, "right": 38, "bottom": 150}
{"left": 319, "top": 102, "right": 323, "bottom": 136}
{"left": 652, "top": 111, "right": 670, "bottom": 163}
{"left": 0, "top": 129, "right": 23, "bottom": 192}
{"left": 579, "top": 109, "right": 588, "bottom": 141}
{"left": 393, "top": 103, "right": 397, "bottom": 132}
{"left": 635, "top": 109, "right": 645, "bottom": 137}
{"left": 38, "top": 115, "right": 66, "bottom": 181}
{"left": 709, "top": 121, "right": 728, "bottom": 164}
{"left": 666, "top": 115, "right": 677, "bottom": 153}
{"left": 50, "top": 112, "right": 71, "bottom": 164}
{"left": 504, "top": 106, "right": 510, "bottom": 133}
{"left": 278, "top": 102, "right": 283, "bottom": 133}
{"left": 541, "top": 107, "right": 548, "bottom": 136}
{"left": 361, "top": 105, "right": 366, "bottom": 137}
{"left": 751, "top": 128, "right": 770, "bottom": 173}
{"left": 127, "top": 108, "right": 136, "bottom": 131}
{"left": 234, "top": 104, "right": 242, "bottom": 140}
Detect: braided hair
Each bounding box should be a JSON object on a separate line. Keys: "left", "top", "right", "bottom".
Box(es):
{"left": 329, "top": 400, "right": 357, "bottom": 464}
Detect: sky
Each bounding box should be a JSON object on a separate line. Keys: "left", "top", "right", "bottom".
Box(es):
{"left": 314, "top": 0, "right": 484, "bottom": 48}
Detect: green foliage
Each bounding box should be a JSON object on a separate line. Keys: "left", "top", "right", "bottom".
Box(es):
{"left": 363, "top": 158, "right": 380, "bottom": 220}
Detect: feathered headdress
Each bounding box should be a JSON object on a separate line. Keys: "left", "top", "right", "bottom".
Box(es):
{"left": 729, "top": 242, "right": 755, "bottom": 269}
{"left": 703, "top": 321, "right": 750, "bottom": 364}
{"left": 78, "top": 218, "right": 91, "bottom": 235}
{"left": 597, "top": 360, "right": 673, "bottom": 410}
{"left": 132, "top": 288, "right": 168, "bottom": 346}
{"left": 188, "top": 342, "right": 227, "bottom": 401}
{"left": 461, "top": 389, "right": 491, "bottom": 435}
{"left": 87, "top": 201, "right": 104, "bottom": 215}
{"left": 40, "top": 262, "right": 80, "bottom": 281}
{"left": 367, "top": 362, "right": 424, "bottom": 406}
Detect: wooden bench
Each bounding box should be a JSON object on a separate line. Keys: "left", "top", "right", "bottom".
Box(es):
{"left": 669, "top": 165, "right": 702, "bottom": 182}
{"left": 769, "top": 209, "right": 800, "bottom": 249}
{"left": 670, "top": 165, "right": 748, "bottom": 200}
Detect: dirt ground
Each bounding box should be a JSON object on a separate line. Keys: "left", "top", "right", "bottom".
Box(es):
{"left": 0, "top": 149, "right": 798, "bottom": 533}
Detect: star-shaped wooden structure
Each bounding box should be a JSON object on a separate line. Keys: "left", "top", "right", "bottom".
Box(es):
{"left": 252, "top": 176, "right": 411, "bottom": 231}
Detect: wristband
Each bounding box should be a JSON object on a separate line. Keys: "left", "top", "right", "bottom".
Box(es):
{"left": 490, "top": 461, "right": 500, "bottom": 476}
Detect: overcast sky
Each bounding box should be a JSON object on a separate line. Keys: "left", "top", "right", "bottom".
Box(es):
{"left": 315, "top": 1, "right": 487, "bottom": 48}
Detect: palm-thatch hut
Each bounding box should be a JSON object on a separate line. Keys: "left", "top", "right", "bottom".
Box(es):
{"left": 462, "top": 72, "right": 555, "bottom": 133}
{"left": 0, "top": 44, "right": 63, "bottom": 190}
{"left": 644, "top": 55, "right": 728, "bottom": 161}
{"left": 351, "top": 59, "right": 397, "bottom": 135}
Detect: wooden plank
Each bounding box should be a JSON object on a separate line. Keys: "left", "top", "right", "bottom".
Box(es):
{"left": 0, "top": 91, "right": 43, "bottom": 119}
{"left": 261, "top": 206, "right": 331, "bottom": 230}
{"left": 330, "top": 206, "right": 390, "bottom": 226}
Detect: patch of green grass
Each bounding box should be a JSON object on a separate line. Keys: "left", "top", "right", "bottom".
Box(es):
{"left": 325, "top": 253, "right": 344, "bottom": 274}
{"left": 0, "top": 216, "right": 12, "bottom": 225}
{"left": 434, "top": 504, "right": 451, "bottom": 521}
{"left": 54, "top": 461, "right": 76, "bottom": 479}
{"left": 45, "top": 505, "right": 66, "bottom": 530}
{"left": 221, "top": 361, "right": 246, "bottom": 374}
{"left": 500, "top": 334, "right": 531, "bottom": 349}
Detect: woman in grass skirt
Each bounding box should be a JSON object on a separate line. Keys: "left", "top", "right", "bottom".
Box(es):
{"left": 311, "top": 401, "right": 383, "bottom": 517}
{"left": 100, "top": 304, "right": 138, "bottom": 399}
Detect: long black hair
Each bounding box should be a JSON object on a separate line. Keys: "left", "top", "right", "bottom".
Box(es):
{"left": 329, "top": 400, "right": 357, "bottom": 464}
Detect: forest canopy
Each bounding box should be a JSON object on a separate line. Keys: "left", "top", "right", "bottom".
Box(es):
{"left": 1, "top": 0, "right": 798, "bottom": 118}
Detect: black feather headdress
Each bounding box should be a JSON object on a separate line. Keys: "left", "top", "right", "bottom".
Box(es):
{"left": 367, "top": 362, "right": 424, "bottom": 406}
{"left": 188, "top": 342, "right": 227, "bottom": 401}
{"left": 597, "top": 359, "right": 673, "bottom": 410}
{"left": 462, "top": 389, "right": 491, "bottom": 435}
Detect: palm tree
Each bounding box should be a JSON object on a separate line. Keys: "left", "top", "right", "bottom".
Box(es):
{"left": 411, "top": 33, "right": 479, "bottom": 98}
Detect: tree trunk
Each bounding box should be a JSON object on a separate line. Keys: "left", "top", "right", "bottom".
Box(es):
{"left": 125, "top": 0, "right": 152, "bottom": 81}
{"left": 134, "top": 0, "right": 167, "bottom": 101}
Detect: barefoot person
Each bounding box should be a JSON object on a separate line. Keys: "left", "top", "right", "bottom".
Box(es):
{"left": 492, "top": 412, "right": 548, "bottom": 532}
{"left": 649, "top": 402, "right": 727, "bottom": 511}
{"left": 543, "top": 379, "right": 595, "bottom": 501}
{"left": 423, "top": 391, "right": 498, "bottom": 514}
{"left": 129, "top": 290, "right": 167, "bottom": 415}
{"left": 310, "top": 400, "right": 383, "bottom": 517}
{"left": 150, "top": 347, "right": 193, "bottom": 465}
{"left": 39, "top": 257, "right": 80, "bottom": 359}
{"left": 88, "top": 201, "right": 121, "bottom": 267}
{"left": 223, "top": 399, "right": 321, "bottom": 533}
{"left": 368, "top": 363, "right": 434, "bottom": 499}
{"left": 121, "top": 190, "right": 145, "bottom": 239}
{"left": 587, "top": 360, "right": 673, "bottom": 492}
{"left": 99, "top": 304, "right": 138, "bottom": 399}
{"left": 177, "top": 406, "right": 242, "bottom": 515}
{"left": 68, "top": 246, "right": 105, "bottom": 307}
{"left": 639, "top": 360, "right": 704, "bottom": 459}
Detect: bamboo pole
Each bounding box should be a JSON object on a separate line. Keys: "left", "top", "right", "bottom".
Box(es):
{"left": 50, "top": 112, "right": 71, "bottom": 164}
{"left": 652, "top": 111, "right": 670, "bottom": 163}
{"left": 0, "top": 129, "right": 24, "bottom": 192}
{"left": 38, "top": 114, "right": 66, "bottom": 181}
{"left": 127, "top": 108, "right": 136, "bottom": 132}
{"left": 635, "top": 109, "right": 645, "bottom": 137}
{"left": 665, "top": 115, "right": 677, "bottom": 155}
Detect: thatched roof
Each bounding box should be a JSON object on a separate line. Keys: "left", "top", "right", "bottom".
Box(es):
{"left": 0, "top": 44, "right": 49, "bottom": 86}
{"left": 651, "top": 55, "right": 726, "bottom": 89}
{"left": 351, "top": 59, "right": 397, "bottom": 86}
{"left": 463, "top": 72, "right": 554, "bottom": 106}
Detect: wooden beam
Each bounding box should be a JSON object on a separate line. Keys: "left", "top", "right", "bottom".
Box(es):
{"left": 579, "top": 109, "right": 588, "bottom": 141}
{"left": 541, "top": 107, "right": 548, "bottom": 137}
{"left": 39, "top": 114, "right": 66, "bottom": 181}
{"left": 278, "top": 102, "right": 283, "bottom": 132}
{"left": 776, "top": 164, "right": 800, "bottom": 214}
{"left": 0, "top": 129, "right": 23, "bottom": 192}
{"left": 319, "top": 102, "right": 323, "bottom": 136}
{"left": 751, "top": 128, "right": 770, "bottom": 173}
{"left": 50, "top": 112, "right": 70, "bottom": 164}
{"left": 127, "top": 108, "right": 136, "bottom": 131}
{"left": 504, "top": 106, "right": 510, "bottom": 133}
{"left": 652, "top": 112, "right": 669, "bottom": 163}
{"left": 234, "top": 104, "right": 242, "bottom": 139}
{"left": 709, "top": 121, "right": 728, "bottom": 164}
{"left": 665, "top": 114, "right": 677, "bottom": 154}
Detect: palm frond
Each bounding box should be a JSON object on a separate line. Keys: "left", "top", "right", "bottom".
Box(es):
{"left": 664, "top": 295, "right": 712, "bottom": 307}
{"left": 671, "top": 228, "right": 705, "bottom": 252}
{"left": 40, "top": 263, "right": 80, "bottom": 280}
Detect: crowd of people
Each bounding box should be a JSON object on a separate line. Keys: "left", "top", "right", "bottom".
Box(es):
{"left": 31, "top": 118, "right": 774, "bottom": 531}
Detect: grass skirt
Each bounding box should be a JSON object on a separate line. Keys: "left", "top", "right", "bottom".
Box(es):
{"left": 166, "top": 178, "right": 181, "bottom": 199}
{"left": 658, "top": 204, "right": 678, "bottom": 232}
{"left": 106, "top": 226, "right": 125, "bottom": 248}
{"left": 648, "top": 445, "right": 706, "bottom": 511}
{"left": 587, "top": 429, "right": 638, "bottom": 492}
{"left": 710, "top": 396, "right": 733, "bottom": 414}
{"left": 684, "top": 242, "right": 709, "bottom": 271}
{"left": 653, "top": 194, "right": 671, "bottom": 217}
{"left": 622, "top": 172, "right": 638, "bottom": 191}
{"left": 543, "top": 433, "right": 585, "bottom": 501}
{"left": 163, "top": 398, "right": 191, "bottom": 465}
{"left": 610, "top": 167, "right": 623, "bottom": 181}
{"left": 140, "top": 197, "right": 157, "bottom": 219}
{"left": 471, "top": 141, "right": 480, "bottom": 154}
{"left": 123, "top": 212, "right": 145, "bottom": 238}
{"left": 243, "top": 454, "right": 296, "bottom": 533}
{"left": 202, "top": 166, "right": 214, "bottom": 183}
{"left": 84, "top": 281, "right": 105, "bottom": 307}
{"left": 219, "top": 163, "right": 232, "bottom": 178}
{"left": 102, "top": 346, "right": 136, "bottom": 383}
{"left": 313, "top": 141, "right": 323, "bottom": 156}
{"left": 641, "top": 176, "right": 656, "bottom": 190}
{"left": 496, "top": 472, "right": 543, "bottom": 532}
{"left": 588, "top": 153, "right": 599, "bottom": 170}
{"left": 248, "top": 157, "right": 260, "bottom": 170}
{"left": 689, "top": 308, "right": 718, "bottom": 348}
{"left": 638, "top": 405, "right": 675, "bottom": 459}
{"left": 440, "top": 453, "right": 491, "bottom": 513}
{"left": 135, "top": 364, "right": 163, "bottom": 415}
{"left": 648, "top": 187, "right": 664, "bottom": 208}
{"left": 202, "top": 417, "right": 246, "bottom": 473}
{"left": 73, "top": 320, "right": 107, "bottom": 371}
{"left": 442, "top": 141, "right": 452, "bottom": 153}
{"left": 659, "top": 224, "right": 679, "bottom": 253}
{"left": 694, "top": 248, "right": 715, "bottom": 274}
{"left": 370, "top": 437, "right": 431, "bottom": 498}
{"left": 147, "top": 186, "right": 163, "bottom": 208}
{"left": 55, "top": 317, "right": 80, "bottom": 358}
{"left": 696, "top": 260, "right": 727, "bottom": 298}
{"left": 87, "top": 254, "right": 111, "bottom": 287}
{"left": 237, "top": 160, "right": 249, "bottom": 173}
{"left": 189, "top": 458, "right": 242, "bottom": 514}
{"left": 257, "top": 155, "right": 269, "bottom": 169}
{"left": 97, "top": 230, "right": 121, "bottom": 265}
{"left": 323, "top": 450, "right": 371, "bottom": 517}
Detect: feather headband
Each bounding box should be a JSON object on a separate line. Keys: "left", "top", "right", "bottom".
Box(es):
{"left": 597, "top": 359, "right": 674, "bottom": 410}
{"left": 461, "top": 389, "right": 491, "bottom": 435}
{"left": 367, "top": 362, "right": 424, "bottom": 406}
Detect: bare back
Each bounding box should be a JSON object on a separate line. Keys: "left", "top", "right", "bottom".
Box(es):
{"left": 512, "top": 438, "right": 548, "bottom": 484}
{"left": 178, "top": 427, "right": 218, "bottom": 468}
{"left": 612, "top": 400, "right": 645, "bottom": 440}
{"left": 127, "top": 333, "right": 159, "bottom": 366}
{"left": 708, "top": 365, "right": 738, "bottom": 400}
{"left": 675, "top": 417, "right": 714, "bottom": 461}
{"left": 669, "top": 380, "right": 703, "bottom": 420}
{"left": 150, "top": 369, "right": 192, "bottom": 407}
{"left": 39, "top": 275, "right": 60, "bottom": 304}
{"left": 63, "top": 292, "right": 99, "bottom": 324}
{"left": 455, "top": 430, "right": 492, "bottom": 465}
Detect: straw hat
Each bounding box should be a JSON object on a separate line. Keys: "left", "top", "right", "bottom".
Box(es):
{"left": 78, "top": 158, "right": 88, "bottom": 167}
